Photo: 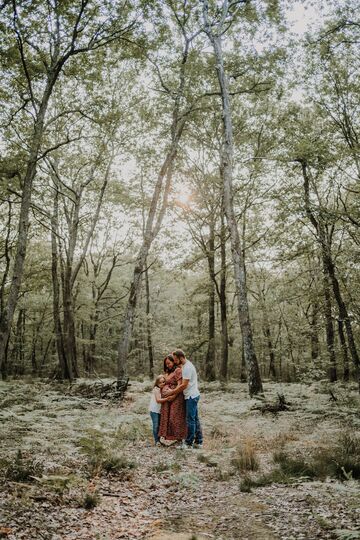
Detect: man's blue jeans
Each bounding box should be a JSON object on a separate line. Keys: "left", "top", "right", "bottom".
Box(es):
{"left": 185, "top": 396, "right": 203, "bottom": 446}
{"left": 150, "top": 412, "right": 160, "bottom": 443}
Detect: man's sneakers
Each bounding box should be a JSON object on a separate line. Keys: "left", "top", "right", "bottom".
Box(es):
{"left": 179, "top": 442, "right": 193, "bottom": 450}
{"left": 179, "top": 441, "right": 204, "bottom": 450}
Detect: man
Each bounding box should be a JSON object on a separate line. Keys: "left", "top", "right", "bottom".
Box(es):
{"left": 169, "top": 349, "right": 203, "bottom": 448}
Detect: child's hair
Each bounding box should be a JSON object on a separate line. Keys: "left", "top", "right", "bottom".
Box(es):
{"left": 154, "top": 375, "right": 165, "bottom": 388}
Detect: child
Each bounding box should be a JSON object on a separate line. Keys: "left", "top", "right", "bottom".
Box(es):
{"left": 149, "top": 375, "right": 169, "bottom": 445}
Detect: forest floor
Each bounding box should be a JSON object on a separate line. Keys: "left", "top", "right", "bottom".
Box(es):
{"left": 0, "top": 378, "right": 360, "bottom": 540}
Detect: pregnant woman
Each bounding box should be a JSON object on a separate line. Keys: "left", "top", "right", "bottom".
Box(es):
{"left": 159, "top": 354, "right": 187, "bottom": 445}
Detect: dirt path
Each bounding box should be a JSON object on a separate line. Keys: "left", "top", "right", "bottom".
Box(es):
{"left": 0, "top": 380, "right": 359, "bottom": 539}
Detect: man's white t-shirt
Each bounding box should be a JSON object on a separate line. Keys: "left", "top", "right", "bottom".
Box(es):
{"left": 182, "top": 359, "right": 200, "bottom": 399}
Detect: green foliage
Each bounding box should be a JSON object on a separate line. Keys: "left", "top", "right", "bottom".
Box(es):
{"left": 78, "top": 429, "right": 136, "bottom": 477}
{"left": 102, "top": 454, "right": 136, "bottom": 474}
{"left": 175, "top": 472, "right": 199, "bottom": 489}
{"left": 115, "top": 420, "right": 151, "bottom": 443}
{"left": 273, "top": 451, "right": 316, "bottom": 478}
{"left": 82, "top": 490, "right": 101, "bottom": 510}
{"left": 3, "top": 450, "right": 43, "bottom": 482}
{"left": 239, "top": 474, "right": 254, "bottom": 492}
{"left": 334, "top": 530, "right": 360, "bottom": 540}
{"left": 312, "top": 432, "right": 360, "bottom": 480}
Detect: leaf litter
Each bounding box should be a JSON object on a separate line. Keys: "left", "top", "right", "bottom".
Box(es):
{"left": 0, "top": 379, "right": 359, "bottom": 539}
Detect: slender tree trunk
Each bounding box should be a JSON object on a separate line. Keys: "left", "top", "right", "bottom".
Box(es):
{"left": 205, "top": 219, "right": 216, "bottom": 381}
{"left": 62, "top": 273, "right": 79, "bottom": 378}
{"left": 326, "top": 255, "right": 360, "bottom": 385}
{"left": 310, "top": 300, "right": 320, "bottom": 362}
{"left": 51, "top": 186, "right": 72, "bottom": 380}
{"left": 117, "top": 132, "right": 185, "bottom": 382}
{"left": 337, "top": 318, "right": 350, "bottom": 382}
{"left": 219, "top": 207, "right": 229, "bottom": 381}
{"left": 203, "top": 9, "right": 263, "bottom": 395}
{"left": 81, "top": 321, "right": 89, "bottom": 375}
{"left": 264, "top": 320, "right": 276, "bottom": 379}
{"left": 299, "top": 160, "right": 337, "bottom": 382}
{"left": 145, "top": 266, "right": 154, "bottom": 380}
{"left": 321, "top": 255, "right": 337, "bottom": 382}
{"left": 88, "top": 313, "right": 99, "bottom": 374}
{"left": 0, "top": 77, "right": 55, "bottom": 376}
{"left": 13, "top": 309, "right": 25, "bottom": 375}
{"left": 260, "top": 289, "right": 276, "bottom": 378}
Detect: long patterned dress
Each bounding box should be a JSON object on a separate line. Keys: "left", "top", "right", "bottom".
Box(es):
{"left": 159, "top": 367, "right": 187, "bottom": 441}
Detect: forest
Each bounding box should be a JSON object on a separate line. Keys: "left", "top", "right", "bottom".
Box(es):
{"left": 0, "top": 1, "right": 360, "bottom": 539}
{"left": 0, "top": 0, "right": 359, "bottom": 390}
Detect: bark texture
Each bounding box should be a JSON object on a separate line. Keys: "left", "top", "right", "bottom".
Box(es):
{"left": 203, "top": 0, "right": 263, "bottom": 395}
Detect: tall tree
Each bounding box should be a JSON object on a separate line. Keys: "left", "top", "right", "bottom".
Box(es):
{"left": 0, "top": 0, "right": 135, "bottom": 376}
{"left": 117, "top": 1, "right": 201, "bottom": 382}
{"left": 202, "top": 0, "right": 263, "bottom": 395}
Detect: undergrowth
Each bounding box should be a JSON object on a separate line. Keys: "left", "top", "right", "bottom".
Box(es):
{"left": 1, "top": 450, "right": 43, "bottom": 482}
{"left": 231, "top": 440, "right": 259, "bottom": 472}
{"left": 78, "top": 429, "right": 136, "bottom": 477}
{"left": 239, "top": 431, "right": 360, "bottom": 492}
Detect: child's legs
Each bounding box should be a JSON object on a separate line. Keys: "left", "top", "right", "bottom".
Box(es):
{"left": 150, "top": 412, "right": 160, "bottom": 443}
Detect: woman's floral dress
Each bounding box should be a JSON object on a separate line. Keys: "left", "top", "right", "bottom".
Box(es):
{"left": 159, "top": 367, "right": 187, "bottom": 441}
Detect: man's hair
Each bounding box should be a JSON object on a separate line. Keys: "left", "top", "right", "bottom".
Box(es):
{"left": 173, "top": 349, "right": 185, "bottom": 359}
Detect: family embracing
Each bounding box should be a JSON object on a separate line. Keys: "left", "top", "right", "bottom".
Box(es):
{"left": 149, "top": 349, "right": 203, "bottom": 449}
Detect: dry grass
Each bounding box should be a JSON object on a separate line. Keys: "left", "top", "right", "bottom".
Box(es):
{"left": 231, "top": 438, "right": 260, "bottom": 472}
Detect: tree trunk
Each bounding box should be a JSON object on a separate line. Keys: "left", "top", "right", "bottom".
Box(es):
{"left": 264, "top": 320, "right": 276, "bottom": 379}
{"left": 219, "top": 207, "right": 229, "bottom": 381}
{"left": 299, "top": 160, "right": 337, "bottom": 382}
{"left": 310, "top": 300, "right": 320, "bottom": 362}
{"left": 337, "top": 318, "right": 350, "bottom": 382}
{"left": 203, "top": 10, "right": 263, "bottom": 395}
{"left": 260, "top": 289, "right": 276, "bottom": 378}
{"left": 321, "top": 253, "right": 337, "bottom": 382}
{"left": 117, "top": 130, "right": 185, "bottom": 382}
{"left": 145, "top": 266, "right": 154, "bottom": 381}
{"left": 0, "top": 76, "right": 55, "bottom": 376}
{"left": 327, "top": 256, "right": 360, "bottom": 384}
{"left": 62, "top": 274, "right": 79, "bottom": 378}
{"left": 205, "top": 219, "right": 216, "bottom": 381}
{"left": 51, "top": 185, "right": 72, "bottom": 380}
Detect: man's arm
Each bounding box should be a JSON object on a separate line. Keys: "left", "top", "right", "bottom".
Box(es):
{"left": 167, "top": 379, "right": 189, "bottom": 396}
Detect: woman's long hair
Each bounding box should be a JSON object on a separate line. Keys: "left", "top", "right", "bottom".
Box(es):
{"left": 163, "top": 354, "right": 175, "bottom": 374}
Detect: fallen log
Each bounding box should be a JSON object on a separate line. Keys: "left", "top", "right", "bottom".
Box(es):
{"left": 252, "top": 393, "right": 291, "bottom": 414}
{"left": 68, "top": 378, "right": 129, "bottom": 400}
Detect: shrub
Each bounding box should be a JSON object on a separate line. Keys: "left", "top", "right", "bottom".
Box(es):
{"left": 176, "top": 472, "right": 199, "bottom": 489}
{"left": 313, "top": 432, "right": 360, "bottom": 480}
{"left": 102, "top": 454, "right": 136, "bottom": 474}
{"left": 273, "top": 451, "right": 316, "bottom": 478}
{"left": 78, "top": 429, "right": 136, "bottom": 476}
{"left": 4, "top": 450, "right": 43, "bottom": 482}
{"left": 115, "top": 420, "right": 151, "bottom": 443}
{"left": 82, "top": 491, "right": 100, "bottom": 509}
{"left": 231, "top": 440, "right": 259, "bottom": 472}
{"left": 239, "top": 475, "right": 254, "bottom": 492}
